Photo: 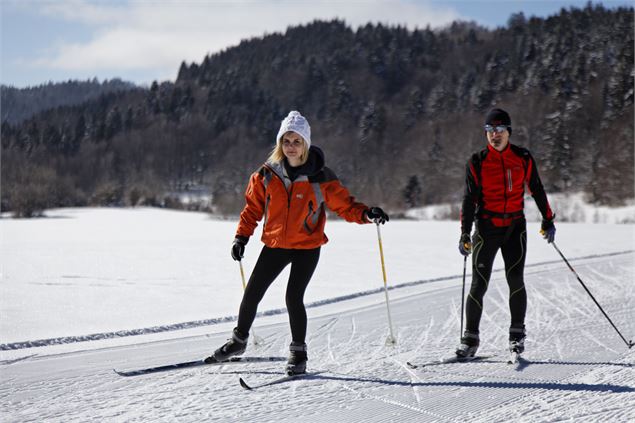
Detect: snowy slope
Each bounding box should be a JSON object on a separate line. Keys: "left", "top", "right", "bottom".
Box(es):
{"left": 1, "top": 209, "right": 634, "bottom": 422}
{"left": 1, "top": 252, "right": 633, "bottom": 422}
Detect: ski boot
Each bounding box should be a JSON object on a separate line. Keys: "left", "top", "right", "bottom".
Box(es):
{"left": 286, "top": 341, "right": 307, "bottom": 375}
{"left": 509, "top": 326, "right": 526, "bottom": 354}
{"left": 206, "top": 328, "right": 248, "bottom": 363}
{"left": 456, "top": 330, "right": 480, "bottom": 358}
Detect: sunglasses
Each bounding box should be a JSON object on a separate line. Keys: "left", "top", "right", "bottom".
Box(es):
{"left": 484, "top": 125, "right": 508, "bottom": 134}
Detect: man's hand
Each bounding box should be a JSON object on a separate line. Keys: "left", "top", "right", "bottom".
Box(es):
{"left": 540, "top": 219, "right": 556, "bottom": 244}
{"left": 459, "top": 233, "right": 472, "bottom": 256}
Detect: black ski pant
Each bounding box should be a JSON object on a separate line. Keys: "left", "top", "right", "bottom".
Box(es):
{"left": 237, "top": 246, "right": 320, "bottom": 343}
{"left": 465, "top": 218, "right": 527, "bottom": 336}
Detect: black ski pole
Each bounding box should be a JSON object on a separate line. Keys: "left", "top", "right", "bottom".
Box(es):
{"left": 551, "top": 242, "right": 633, "bottom": 349}
{"left": 460, "top": 255, "right": 467, "bottom": 339}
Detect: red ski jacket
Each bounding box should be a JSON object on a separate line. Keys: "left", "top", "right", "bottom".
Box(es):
{"left": 461, "top": 143, "right": 554, "bottom": 233}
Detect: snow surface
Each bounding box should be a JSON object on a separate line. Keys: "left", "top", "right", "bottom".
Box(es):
{"left": 1, "top": 208, "right": 634, "bottom": 422}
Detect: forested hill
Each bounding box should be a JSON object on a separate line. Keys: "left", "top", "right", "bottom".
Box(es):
{"left": 1, "top": 4, "right": 633, "bottom": 217}
{"left": 1, "top": 79, "right": 137, "bottom": 125}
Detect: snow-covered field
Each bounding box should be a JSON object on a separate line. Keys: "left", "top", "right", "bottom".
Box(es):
{"left": 1, "top": 208, "right": 634, "bottom": 422}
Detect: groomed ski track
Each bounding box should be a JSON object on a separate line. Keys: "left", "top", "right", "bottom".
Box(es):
{"left": 2, "top": 252, "right": 634, "bottom": 422}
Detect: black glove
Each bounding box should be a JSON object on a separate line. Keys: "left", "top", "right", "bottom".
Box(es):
{"left": 540, "top": 217, "right": 556, "bottom": 244}
{"left": 366, "top": 207, "right": 389, "bottom": 224}
{"left": 231, "top": 236, "right": 248, "bottom": 261}
{"left": 458, "top": 233, "right": 472, "bottom": 256}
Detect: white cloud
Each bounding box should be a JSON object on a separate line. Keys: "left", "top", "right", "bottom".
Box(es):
{"left": 38, "top": 0, "right": 129, "bottom": 24}
{"left": 29, "top": 0, "right": 462, "bottom": 83}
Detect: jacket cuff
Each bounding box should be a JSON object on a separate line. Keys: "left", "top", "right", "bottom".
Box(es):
{"left": 542, "top": 213, "right": 556, "bottom": 223}
{"left": 362, "top": 208, "right": 372, "bottom": 223}
{"left": 235, "top": 235, "right": 249, "bottom": 244}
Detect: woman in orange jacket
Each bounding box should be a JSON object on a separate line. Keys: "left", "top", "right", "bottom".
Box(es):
{"left": 208, "top": 111, "right": 388, "bottom": 375}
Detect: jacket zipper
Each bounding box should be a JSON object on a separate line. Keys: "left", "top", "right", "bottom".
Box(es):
{"left": 507, "top": 169, "right": 513, "bottom": 192}
{"left": 501, "top": 155, "right": 507, "bottom": 215}
{"left": 283, "top": 174, "right": 293, "bottom": 244}
{"left": 263, "top": 195, "right": 270, "bottom": 229}
{"left": 285, "top": 179, "right": 294, "bottom": 243}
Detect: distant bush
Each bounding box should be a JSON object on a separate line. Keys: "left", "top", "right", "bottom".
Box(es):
{"left": 8, "top": 167, "right": 56, "bottom": 217}
{"left": 89, "top": 182, "right": 122, "bottom": 206}
{"left": 126, "top": 185, "right": 161, "bottom": 207}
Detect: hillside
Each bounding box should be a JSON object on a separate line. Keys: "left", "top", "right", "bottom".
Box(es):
{"left": 1, "top": 4, "right": 633, "bottom": 217}
{"left": 0, "top": 79, "right": 137, "bottom": 124}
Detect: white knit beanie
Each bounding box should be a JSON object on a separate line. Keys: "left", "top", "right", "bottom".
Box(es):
{"left": 276, "top": 111, "right": 311, "bottom": 148}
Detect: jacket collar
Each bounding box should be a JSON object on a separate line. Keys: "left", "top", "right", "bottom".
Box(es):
{"left": 265, "top": 145, "right": 325, "bottom": 185}
{"left": 487, "top": 142, "right": 511, "bottom": 156}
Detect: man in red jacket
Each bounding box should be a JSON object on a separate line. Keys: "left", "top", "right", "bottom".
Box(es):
{"left": 457, "top": 108, "right": 556, "bottom": 358}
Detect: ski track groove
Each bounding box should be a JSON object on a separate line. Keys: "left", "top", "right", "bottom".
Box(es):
{"left": 472, "top": 367, "right": 635, "bottom": 423}
{"left": 413, "top": 362, "right": 575, "bottom": 385}
{"left": 346, "top": 316, "right": 357, "bottom": 345}
{"left": 326, "top": 332, "right": 339, "bottom": 366}
{"left": 581, "top": 329, "right": 621, "bottom": 355}
{"left": 337, "top": 380, "right": 455, "bottom": 423}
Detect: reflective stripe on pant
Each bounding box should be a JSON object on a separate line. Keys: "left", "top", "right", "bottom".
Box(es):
{"left": 465, "top": 219, "right": 527, "bottom": 333}
{"left": 237, "top": 246, "right": 320, "bottom": 343}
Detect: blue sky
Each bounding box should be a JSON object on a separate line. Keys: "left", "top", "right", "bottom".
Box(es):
{"left": 1, "top": 0, "right": 632, "bottom": 88}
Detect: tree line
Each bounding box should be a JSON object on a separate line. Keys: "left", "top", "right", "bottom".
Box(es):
{"left": 1, "top": 4, "right": 633, "bottom": 217}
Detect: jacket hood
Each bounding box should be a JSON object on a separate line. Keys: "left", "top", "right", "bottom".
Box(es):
{"left": 300, "top": 145, "right": 325, "bottom": 176}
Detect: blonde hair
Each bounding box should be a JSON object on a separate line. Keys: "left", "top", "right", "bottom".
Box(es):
{"left": 267, "top": 132, "right": 309, "bottom": 164}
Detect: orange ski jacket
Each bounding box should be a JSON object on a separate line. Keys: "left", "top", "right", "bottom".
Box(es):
{"left": 236, "top": 157, "right": 370, "bottom": 249}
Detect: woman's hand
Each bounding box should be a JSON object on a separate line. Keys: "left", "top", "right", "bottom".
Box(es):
{"left": 366, "top": 207, "right": 389, "bottom": 224}
{"left": 231, "top": 236, "right": 248, "bottom": 261}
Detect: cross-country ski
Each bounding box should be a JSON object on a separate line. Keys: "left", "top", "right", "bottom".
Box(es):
{"left": 113, "top": 356, "right": 285, "bottom": 377}
{"left": 406, "top": 355, "right": 495, "bottom": 369}
{"left": 238, "top": 371, "right": 322, "bottom": 391}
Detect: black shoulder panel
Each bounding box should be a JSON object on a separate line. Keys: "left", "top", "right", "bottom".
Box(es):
{"left": 470, "top": 148, "right": 489, "bottom": 175}
{"left": 309, "top": 167, "right": 338, "bottom": 183}
{"left": 510, "top": 145, "right": 531, "bottom": 172}
{"left": 510, "top": 144, "right": 530, "bottom": 158}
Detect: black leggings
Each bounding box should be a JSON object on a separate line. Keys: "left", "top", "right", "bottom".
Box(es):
{"left": 237, "top": 246, "right": 321, "bottom": 343}
{"left": 465, "top": 219, "right": 527, "bottom": 334}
